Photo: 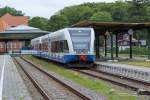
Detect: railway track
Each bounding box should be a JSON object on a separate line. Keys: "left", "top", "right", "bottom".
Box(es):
{"left": 19, "top": 56, "right": 150, "bottom": 99}
{"left": 21, "top": 56, "right": 150, "bottom": 96}
{"left": 73, "top": 68, "right": 150, "bottom": 95}
{"left": 13, "top": 57, "right": 93, "bottom": 100}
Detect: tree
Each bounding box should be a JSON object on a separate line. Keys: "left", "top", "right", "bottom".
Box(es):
{"left": 111, "top": 1, "right": 129, "bottom": 21}
{"left": 90, "top": 12, "right": 113, "bottom": 22}
{"left": 60, "top": 6, "right": 93, "bottom": 25}
{"left": 47, "top": 15, "right": 69, "bottom": 31}
{"left": 29, "top": 17, "right": 48, "bottom": 30}
{"left": 146, "top": 5, "right": 150, "bottom": 21}
{"left": 0, "top": 6, "right": 24, "bottom": 17}
{"left": 128, "top": 0, "right": 150, "bottom": 22}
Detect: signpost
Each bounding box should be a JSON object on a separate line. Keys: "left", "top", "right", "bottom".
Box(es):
{"left": 128, "top": 29, "right": 134, "bottom": 59}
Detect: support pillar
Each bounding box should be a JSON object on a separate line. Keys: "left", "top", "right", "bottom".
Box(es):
{"left": 116, "top": 33, "right": 118, "bottom": 57}
{"left": 98, "top": 35, "right": 100, "bottom": 58}
{"left": 148, "top": 32, "right": 150, "bottom": 59}
{"left": 95, "top": 34, "right": 100, "bottom": 58}
{"left": 104, "top": 35, "right": 107, "bottom": 57}
{"left": 25, "top": 40, "right": 30, "bottom": 46}
{"left": 129, "top": 34, "right": 133, "bottom": 59}
{"left": 5, "top": 41, "right": 8, "bottom": 53}
{"left": 111, "top": 34, "right": 114, "bottom": 59}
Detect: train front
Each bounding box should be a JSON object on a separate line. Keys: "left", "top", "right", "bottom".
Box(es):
{"left": 64, "top": 28, "right": 95, "bottom": 67}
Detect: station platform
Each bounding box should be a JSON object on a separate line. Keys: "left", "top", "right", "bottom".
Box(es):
{"left": 95, "top": 61, "right": 150, "bottom": 83}
{"left": 96, "top": 61, "right": 150, "bottom": 72}
{"left": 0, "top": 55, "right": 31, "bottom": 100}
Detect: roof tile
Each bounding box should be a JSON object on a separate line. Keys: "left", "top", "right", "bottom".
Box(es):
{"left": 1, "top": 13, "right": 28, "bottom": 27}
{"left": 0, "top": 19, "right": 8, "bottom": 32}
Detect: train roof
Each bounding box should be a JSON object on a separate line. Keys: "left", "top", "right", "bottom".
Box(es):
{"left": 57, "top": 27, "right": 93, "bottom": 32}
{"left": 31, "top": 32, "right": 51, "bottom": 42}
{"left": 31, "top": 37, "right": 41, "bottom": 44}
{"left": 40, "top": 34, "right": 49, "bottom": 39}
{"left": 50, "top": 27, "right": 93, "bottom": 35}
{"left": 32, "top": 28, "right": 93, "bottom": 42}
{"left": 66, "top": 27, "right": 93, "bottom": 30}
{"left": 31, "top": 37, "right": 40, "bottom": 42}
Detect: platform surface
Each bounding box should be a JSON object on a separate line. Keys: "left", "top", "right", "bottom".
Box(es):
{"left": 96, "top": 61, "right": 150, "bottom": 72}
{"left": 0, "top": 55, "right": 32, "bottom": 100}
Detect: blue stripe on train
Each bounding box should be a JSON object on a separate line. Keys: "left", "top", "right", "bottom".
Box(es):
{"left": 63, "top": 55, "right": 95, "bottom": 63}
{"left": 35, "top": 52, "right": 95, "bottom": 64}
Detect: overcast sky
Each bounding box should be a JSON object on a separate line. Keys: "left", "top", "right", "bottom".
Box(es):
{"left": 0, "top": 0, "right": 115, "bottom": 18}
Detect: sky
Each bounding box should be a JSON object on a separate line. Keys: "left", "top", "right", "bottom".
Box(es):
{"left": 0, "top": 0, "right": 115, "bottom": 18}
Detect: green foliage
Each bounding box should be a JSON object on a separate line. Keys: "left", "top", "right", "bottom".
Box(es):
{"left": 45, "top": 0, "right": 150, "bottom": 39}
{"left": 47, "top": 15, "right": 69, "bottom": 31}
{"left": 134, "top": 30, "right": 148, "bottom": 40}
{"left": 128, "top": 0, "right": 150, "bottom": 22}
{"left": 0, "top": 6, "right": 24, "bottom": 17}
{"left": 46, "top": 0, "right": 150, "bottom": 31}
{"left": 29, "top": 17, "right": 48, "bottom": 30}
{"left": 111, "top": 1, "right": 129, "bottom": 21}
{"left": 120, "top": 61, "right": 150, "bottom": 68}
{"left": 119, "top": 46, "right": 148, "bottom": 55}
{"left": 90, "top": 12, "right": 113, "bottom": 22}
{"left": 60, "top": 6, "right": 93, "bottom": 25}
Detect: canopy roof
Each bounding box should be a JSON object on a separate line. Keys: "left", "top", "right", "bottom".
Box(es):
{"left": 7, "top": 25, "right": 40, "bottom": 31}
{"left": 73, "top": 20, "right": 150, "bottom": 34}
{"left": 0, "top": 25, "right": 49, "bottom": 40}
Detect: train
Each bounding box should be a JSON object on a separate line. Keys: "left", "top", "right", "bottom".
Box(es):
{"left": 31, "top": 28, "right": 95, "bottom": 67}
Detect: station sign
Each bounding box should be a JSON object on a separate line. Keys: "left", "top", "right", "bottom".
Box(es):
{"left": 128, "top": 29, "right": 134, "bottom": 35}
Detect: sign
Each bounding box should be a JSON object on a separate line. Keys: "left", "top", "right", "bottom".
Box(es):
{"left": 128, "top": 29, "right": 134, "bottom": 35}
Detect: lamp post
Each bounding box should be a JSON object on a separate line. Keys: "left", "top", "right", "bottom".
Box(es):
{"left": 128, "top": 29, "right": 134, "bottom": 59}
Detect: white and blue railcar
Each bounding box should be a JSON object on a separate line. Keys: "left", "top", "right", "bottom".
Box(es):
{"left": 31, "top": 28, "right": 95, "bottom": 66}
{"left": 40, "top": 34, "right": 50, "bottom": 58}
{"left": 31, "top": 37, "right": 42, "bottom": 57}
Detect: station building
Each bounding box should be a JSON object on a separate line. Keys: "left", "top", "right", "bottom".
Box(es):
{"left": 0, "top": 13, "right": 48, "bottom": 53}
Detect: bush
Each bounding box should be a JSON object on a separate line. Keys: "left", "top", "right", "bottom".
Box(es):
{"left": 119, "top": 46, "right": 148, "bottom": 55}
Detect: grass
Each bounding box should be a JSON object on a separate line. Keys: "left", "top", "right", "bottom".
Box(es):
{"left": 119, "top": 61, "right": 150, "bottom": 68}
{"left": 23, "top": 55, "right": 137, "bottom": 100}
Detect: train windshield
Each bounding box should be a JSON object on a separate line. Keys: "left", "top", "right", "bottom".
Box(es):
{"left": 69, "top": 29, "right": 91, "bottom": 53}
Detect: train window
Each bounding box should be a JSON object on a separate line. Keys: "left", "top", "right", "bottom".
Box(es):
{"left": 73, "top": 42, "right": 89, "bottom": 53}
{"left": 41, "top": 42, "right": 48, "bottom": 52}
{"left": 63, "top": 41, "right": 69, "bottom": 53}
{"left": 51, "top": 40, "right": 69, "bottom": 53}
{"left": 69, "top": 30, "right": 91, "bottom": 53}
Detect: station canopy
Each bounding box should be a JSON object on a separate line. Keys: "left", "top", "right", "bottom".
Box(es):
{"left": 73, "top": 20, "right": 150, "bottom": 35}
{"left": 0, "top": 25, "right": 49, "bottom": 40}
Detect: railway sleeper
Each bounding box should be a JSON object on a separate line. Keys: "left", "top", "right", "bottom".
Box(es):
{"left": 137, "top": 89, "right": 150, "bottom": 95}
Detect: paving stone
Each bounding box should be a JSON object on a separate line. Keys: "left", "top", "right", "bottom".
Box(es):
{"left": 0, "top": 55, "right": 32, "bottom": 100}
